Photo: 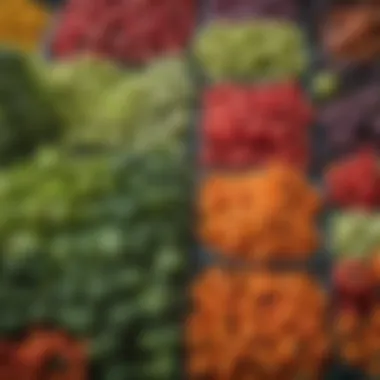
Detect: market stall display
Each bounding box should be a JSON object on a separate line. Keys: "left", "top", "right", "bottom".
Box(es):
{"left": 1, "top": 0, "right": 380, "bottom": 379}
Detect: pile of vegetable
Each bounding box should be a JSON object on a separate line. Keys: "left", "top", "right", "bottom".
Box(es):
{"left": 193, "top": 21, "right": 308, "bottom": 81}
{"left": 198, "top": 164, "right": 321, "bottom": 261}
{"left": 1, "top": 51, "right": 194, "bottom": 154}
{"left": 0, "top": 146, "right": 189, "bottom": 380}
{"left": 187, "top": 268, "right": 330, "bottom": 380}
{"left": 0, "top": 46, "right": 193, "bottom": 379}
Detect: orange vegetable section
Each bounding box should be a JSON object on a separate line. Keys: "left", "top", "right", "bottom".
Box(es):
{"left": 186, "top": 268, "right": 330, "bottom": 380}
{"left": 198, "top": 164, "right": 321, "bottom": 260}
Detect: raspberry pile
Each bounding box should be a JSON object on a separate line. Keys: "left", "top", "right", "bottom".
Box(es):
{"left": 52, "top": 0, "right": 197, "bottom": 64}
{"left": 201, "top": 82, "right": 313, "bottom": 169}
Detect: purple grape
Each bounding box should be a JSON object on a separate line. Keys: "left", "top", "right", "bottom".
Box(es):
{"left": 320, "top": 85, "right": 380, "bottom": 155}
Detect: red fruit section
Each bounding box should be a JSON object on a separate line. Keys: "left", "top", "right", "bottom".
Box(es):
{"left": 325, "top": 148, "right": 380, "bottom": 210}
{"left": 52, "top": 0, "right": 197, "bottom": 64}
{"left": 200, "top": 82, "right": 314, "bottom": 169}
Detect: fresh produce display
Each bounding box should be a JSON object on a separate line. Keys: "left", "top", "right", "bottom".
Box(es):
{"left": 320, "top": 85, "right": 380, "bottom": 155}
{"left": 193, "top": 21, "right": 308, "bottom": 82}
{"left": 52, "top": 0, "right": 197, "bottom": 65}
{"left": 0, "top": 49, "right": 61, "bottom": 165}
{"left": 198, "top": 164, "right": 321, "bottom": 260}
{"left": 322, "top": 3, "right": 380, "bottom": 63}
{"left": 325, "top": 149, "right": 380, "bottom": 209}
{"left": 207, "top": 0, "right": 297, "bottom": 20}
{"left": 187, "top": 268, "right": 330, "bottom": 380}
{"left": 0, "top": 146, "right": 188, "bottom": 379}
{"left": 200, "top": 82, "right": 313, "bottom": 169}
{"left": 329, "top": 211, "right": 380, "bottom": 258}
{"left": 0, "top": 0, "right": 48, "bottom": 51}
{"left": 4, "top": 0, "right": 377, "bottom": 377}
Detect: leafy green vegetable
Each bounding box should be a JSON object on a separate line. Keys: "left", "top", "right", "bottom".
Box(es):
{"left": 0, "top": 146, "right": 189, "bottom": 380}
{"left": 0, "top": 48, "right": 61, "bottom": 165}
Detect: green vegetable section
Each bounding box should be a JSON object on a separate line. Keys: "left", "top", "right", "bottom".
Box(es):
{"left": 193, "top": 21, "right": 308, "bottom": 81}
{"left": 0, "top": 147, "right": 188, "bottom": 380}
{"left": 0, "top": 48, "right": 192, "bottom": 379}
{"left": 44, "top": 56, "right": 194, "bottom": 150}
{"left": 1, "top": 50, "right": 194, "bottom": 154}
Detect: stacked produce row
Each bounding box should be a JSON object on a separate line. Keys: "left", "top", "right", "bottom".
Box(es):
{"left": 2, "top": 0, "right": 380, "bottom": 379}
{"left": 0, "top": 0, "right": 198, "bottom": 379}
{"left": 320, "top": 1, "right": 380, "bottom": 378}
{"left": 186, "top": 3, "right": 334, "bottom": 380}
{"left": 187, "top": 1, "right": 380, "bottom": 380}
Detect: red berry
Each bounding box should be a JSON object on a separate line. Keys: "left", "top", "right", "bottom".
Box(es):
{"left": 201, "top": 83, "right": 313, "bottom": 169}
{"left": 52, "top": 0, "right": 196, "bottom": 64}
{"left": 325, "top": 148, "right": 379, "bottom": 209}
